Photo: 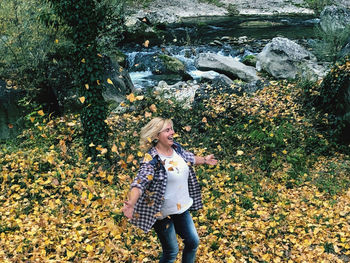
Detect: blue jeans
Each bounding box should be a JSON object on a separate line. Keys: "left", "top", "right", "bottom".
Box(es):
{"left": 153, "top": 210, "right": 199, "bottom": 263}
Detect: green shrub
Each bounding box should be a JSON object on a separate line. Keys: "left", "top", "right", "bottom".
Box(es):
{"left": 48, "top": 0, "right": 125, "bottom": 160}
{"left": 0, "top": 0, "right": 73, "bottom": 113}
{"left": 315, "top": 56, "right": 350, "bottom": 142}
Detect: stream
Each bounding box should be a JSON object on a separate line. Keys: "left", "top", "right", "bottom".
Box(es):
{"left": 121, "top": 15, "right": 320, "bottom": 89}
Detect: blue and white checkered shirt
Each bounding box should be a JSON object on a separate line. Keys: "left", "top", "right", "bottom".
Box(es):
{"left": 129, "top": 142, "right": 203, "bottom": 232}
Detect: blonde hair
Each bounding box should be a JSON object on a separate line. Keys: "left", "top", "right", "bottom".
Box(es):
{"left": 139, "top": 117, "right": 173, "bottom": 151}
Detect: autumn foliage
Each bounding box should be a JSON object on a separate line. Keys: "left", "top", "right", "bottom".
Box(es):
{"left": 1, "top": 80, "right": 349, "bottom": 262}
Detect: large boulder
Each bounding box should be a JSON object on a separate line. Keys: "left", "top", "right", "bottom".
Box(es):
{"left": 193, "top": 70, "right": 235, "bottom": 88}
{"left": 195, "top": 53, "right": 260, "bottom": 83}
{"left": 320, "top": 5, "right": 350, "bottom": 33}
{"left": 129, "top": 53, "right": 191, "bottom": 83}
{"left": 319, "top": 5, "right": 350, "bottom": 59}
{"left": 154, "top": 80, "right": 199, "bottom": 109}
{"left": 256, "top": 37, "right": 327, "bottom": 80}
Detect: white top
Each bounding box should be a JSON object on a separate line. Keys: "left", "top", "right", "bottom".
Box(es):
{"left": 158, "top": 150, "right": 193, "bottom": 219}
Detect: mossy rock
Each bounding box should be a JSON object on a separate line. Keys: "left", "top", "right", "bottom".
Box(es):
{"left": 158, "top": 54, "right": 186, "bottom": 74}
{"left": 242, "top": 55, "right": 257, "bottom": 67}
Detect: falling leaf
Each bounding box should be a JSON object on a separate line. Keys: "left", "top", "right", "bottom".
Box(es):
{"left": 184, "top": 125, "right": 191, "bottom": 132}
{"left": 120, "top": 160, "right": 127, "bottom": 169}
{"left": 8, "top": 124, "right": 13, "bottom": 129}
{"left": 107, "top": 78, "right": 113, "bottom": 85}
{"left": 147, "top": 175, "right": 153, "bottom": 181}
{"left": 202, "top": 117, "right": 207, "bottom": 123}
{"left": 169, "top": 160, "right": 178, "bottom": 166}
{"left": 55, "top": 39, "right": 59, "bottom": 44}
{"left": 97, "top": 53, "right": 103, "bottom": 57}
{"left": 85, "top": 84, "right": 89, "bottom": 90}
{"left": 79, "top": 96, "right": 85, "bottom": 103}
{"left": 149, "top": 104, "right": 157, "bottom": 112}
{"left": 127, "top": 154, "right": 134, "bottom": 163}
{"left": 144, "top": 40, "right": 150, "bottom": 47}
{"left": 168, "top": 167, "right": 174, "bottom": 171}
{"left": 136, "top": 95, "right": 144, "bottom": 100}
{"left": 111, "top": 144, "right": 118, "bottom": 153}
{"left": 127, "top": 93, "right": 136, "bottom": 102}
{"left": 97, "top": 80, "right": 101, "bottom": 85}
{"left": 143, "top": 153, "right": 153, "bottom": 162}
{"left": 81, "top": 58, "right": 86, "bottom": 63}
{"left": 236, "top": 150, "right": 244, "bottom": 156}
{"left": 177, "top": 203, "right": 181, "bottom": 210}
{"left": 154, "top": 212, "right": 162, "bottom": 218}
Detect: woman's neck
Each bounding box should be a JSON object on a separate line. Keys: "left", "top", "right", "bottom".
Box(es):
{"left": 155, "top": 144, "right": 173, "bottom": 157}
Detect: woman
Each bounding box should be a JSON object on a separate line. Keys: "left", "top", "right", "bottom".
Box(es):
{"left": 122, "top": 117, "right": 217, "bottom": 263}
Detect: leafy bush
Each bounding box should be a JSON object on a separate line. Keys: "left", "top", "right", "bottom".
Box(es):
{"left": 314, "top": 56, "right": 350, "bottom": 142}
{"left": 48, "top": 0, "right": 125, "bottom": 160}
{"left": 0, "top": 0, "right": 73, "bottom": 113}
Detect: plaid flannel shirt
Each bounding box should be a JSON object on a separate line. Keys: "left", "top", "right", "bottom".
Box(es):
{"left": 129, "top": 142, "right": 203, "bottom": 232}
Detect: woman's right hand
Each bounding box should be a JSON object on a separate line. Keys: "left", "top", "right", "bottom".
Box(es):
{"left": 122, "top": 201, "right": 134, "bottom": 219}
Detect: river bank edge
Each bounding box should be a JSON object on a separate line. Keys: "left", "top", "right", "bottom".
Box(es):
{"left": 125, "top": 0, "right": 350, "bottom": 26}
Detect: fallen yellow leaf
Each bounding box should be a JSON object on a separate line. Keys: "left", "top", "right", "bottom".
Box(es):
{"left": 79, "top": 96, "right": 85, "bottom": 103}
{"left": 149, "top": 104, "right": 157, "bottom": 112}
{"left": 86, "top": 244, "right": 93, "bottom": 253}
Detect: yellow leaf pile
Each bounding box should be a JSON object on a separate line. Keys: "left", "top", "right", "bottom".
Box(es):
{"left": 0, "top": 81, "right": 349, "bottom": 262}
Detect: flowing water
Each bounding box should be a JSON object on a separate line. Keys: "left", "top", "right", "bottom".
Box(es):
{"left": 121, "top": 15, "right": 319, "bottom": 89}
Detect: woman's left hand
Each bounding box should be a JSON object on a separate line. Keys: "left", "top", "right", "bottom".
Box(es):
{"left": 204, "top": 154, "right": 218, "bottom": 165}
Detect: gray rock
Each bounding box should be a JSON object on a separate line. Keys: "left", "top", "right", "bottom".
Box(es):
{"left": 195, "top": 52, "right": 260, "bottom": 82}
{"left": 256, "top": 37, "right": 326, "bottom": 80}
{"left": 155, "top": 80, "right": 199, "bottom": 108}
{"left": 320, "top": 5, "right": 350, "bottom": 33}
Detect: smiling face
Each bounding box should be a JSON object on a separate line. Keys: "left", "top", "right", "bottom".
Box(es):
{"left": 157, "top": 122, "right": 175, "bottom": 148}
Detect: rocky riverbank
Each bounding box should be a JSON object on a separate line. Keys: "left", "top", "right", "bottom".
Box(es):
{"left": 126, "top": 0, "right": 350, "bottom": 25}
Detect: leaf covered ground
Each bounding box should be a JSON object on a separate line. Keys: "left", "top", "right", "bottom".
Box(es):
{"left": 0, "top": 80, "right": 349, "bottom": 262}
